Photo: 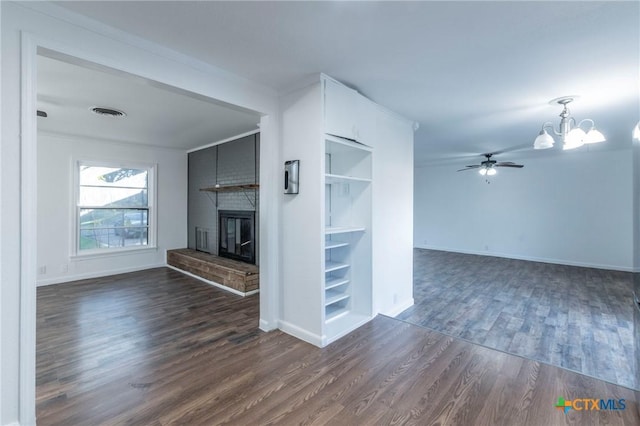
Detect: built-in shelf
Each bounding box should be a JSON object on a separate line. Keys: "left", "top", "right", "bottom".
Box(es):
{"left": 325, "top": 261, "right": 349, "bottom": 273}
{"left": 325, "top": 226, "right": 366, "bottom": 235}
{"left": 200, "top": 183, "right": 259, "bottom": 193}
{"left": 325, "top": 240, "right": 349, "bottom": 250}
{"left": 325, "top": 134, "right": 373, "bottom": 153}
{"left": 325, "top": 277, "right": 349, "bottom": 290}
{"left": 325, "top": 305, "right": 349, "bottom": 323}
{"left": 325, "top": 289, "right": 350, "bottom": 306}
{"left": 325, "top": 174, "right": 372, "bottom": 184}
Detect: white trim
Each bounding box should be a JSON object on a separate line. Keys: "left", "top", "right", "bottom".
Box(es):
{"left": 380, "top": 298, "right": 415, "bottom": 318}
{"left": 414, "top": 244, "right": 634, "bottom": 272}
{"left": 187, "top": 129, "right": 260, "bottom": 153}
{"left": 0, "top": 3, "right": 3, "bottom": 422}
{"left": 321, "top": 315, "right": 374, "bottom": 348}
{"left": 278, "top": 320, "right": 323, "bottom": 347}
{"left": 72, "top": 160, "right": 157, "bottom": 257}
{"left": 257, "top": 114, "right": 280, "bottom": 332}
{"left": 36, "top": 264, "right": 165, "bottom": 287}
{"left": 38, "top": 130, "right": 186, "bottom": 151}
{"left": 4, "top": 422, "right": 21, "bottom": 426}
{"left": 166, "top": 265, "right": 259, "bottom": 297}
{"left": 19, "top": 31, "right": 38, "bottom": 426}
{"left": 259, "top": 319, "right": 276, "bottom": 332}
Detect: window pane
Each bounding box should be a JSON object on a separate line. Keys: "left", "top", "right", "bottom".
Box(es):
{"left": 79, "top": 208, "right": 148, "bottom": 251}
{"left": 78, "top": 164, "right": 151, "bottom": 253}
{"left": 80, "top": 166, "right": 147, "bottom": 188}
{"left": 79, "top": 187, "right": 148, "bottom": 208}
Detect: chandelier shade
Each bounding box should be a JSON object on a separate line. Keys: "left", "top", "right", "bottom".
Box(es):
{"left": 533, "top": 129, "right": 555, "bottom": 150}
{"left": 584, "top": 128, "right": 606, "bottom": 144}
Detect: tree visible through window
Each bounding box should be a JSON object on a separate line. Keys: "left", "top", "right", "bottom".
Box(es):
{"left": 77, "top": 163, "right": 153, "bottom": 252}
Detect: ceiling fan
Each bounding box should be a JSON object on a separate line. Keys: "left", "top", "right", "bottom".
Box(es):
{"left": 457, "top": 154, "right": 524, "bottom": 176}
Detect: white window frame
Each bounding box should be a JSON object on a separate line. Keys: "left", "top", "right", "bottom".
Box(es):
{"left": 72, "top": 159, "right": 157, "bottom": 257}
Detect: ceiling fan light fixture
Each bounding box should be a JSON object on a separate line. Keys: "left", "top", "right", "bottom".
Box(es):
{"left": 458, "top": 154, "right": 523, "bottom": 175}
{"left": 533, "top": 128, "right": 554, "bottom": 150}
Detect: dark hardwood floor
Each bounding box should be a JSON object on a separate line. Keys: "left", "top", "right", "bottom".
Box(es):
{"left": 37, "top": 268, "right": 638, "bottom": 425}
{"left": 397, "top": 249, "right": 636, "bottom": 389}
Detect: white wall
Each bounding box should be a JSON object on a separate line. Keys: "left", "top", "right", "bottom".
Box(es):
{"left": 37, "top": 133, "right": 187, "bottom": 286}
{"left": 279, "top": 82, "right": 324, "bottom": 341}
{"left": 1, "top": 2, "right": 280, "bottom": 424}
{"left": 372, "top": 108, "right": 415, "bottom": 316}
{"left": 414, "top": 148, "right": 633, "bottom": 271}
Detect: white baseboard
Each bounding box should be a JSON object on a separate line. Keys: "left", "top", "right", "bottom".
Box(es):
{"left": 380, "top": 298, "right": 415, "bottom": 317}
{"left": 414, "top": 244, "right": 634, "bottom": 272}
{"left": 320, "top": 315, "right": 374, "bottom": 347}
{"left": 4, "top": 421, "right": 21, "bottom": 426}
{"left": 36, "top": 263, "right": 165, "bottom": 287}
{"left": 278, "top": 320, "right": 323, "bottom": 347}
{"left": 259, "top": 318, "right": 277, "bottom": 332}
{"left": 166, "top": 264, "right": 259, "bottom": 297}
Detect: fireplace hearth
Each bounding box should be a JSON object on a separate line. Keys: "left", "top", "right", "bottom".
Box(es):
{"left": 218, "top": 210, "right": 255, "bottom": 264}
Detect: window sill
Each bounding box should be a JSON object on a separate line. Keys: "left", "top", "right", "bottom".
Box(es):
{"left": 71, "top": 246, "right": 158, "bottom": 261}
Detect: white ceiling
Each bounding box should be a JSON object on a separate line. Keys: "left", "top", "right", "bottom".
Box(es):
{"left": 52, "top": 1, "right": 639, "bottom": 164}
{"left": 37, "top": 55, "right": 261, "bottom": 150}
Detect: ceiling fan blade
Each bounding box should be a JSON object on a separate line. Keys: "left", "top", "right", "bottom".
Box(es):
{"left": 457, "top": 166, "right": 481, "bottom": 172}
{"left": 487, "top": 143, "right": 531, "bottom": 156}
{"left": 495, "top": 164, "right": 524, "bottom": 168}
{"left": 495, "top": 161, "right": 516, "bottom": 166}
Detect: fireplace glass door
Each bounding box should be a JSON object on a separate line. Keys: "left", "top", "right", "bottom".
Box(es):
{"left": 219, "top": 210, "right": 255, "bottom": 264}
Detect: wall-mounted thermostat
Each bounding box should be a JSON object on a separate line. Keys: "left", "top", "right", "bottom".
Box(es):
{"left": 284, "top": 160, "right": 299, "bottom": 194}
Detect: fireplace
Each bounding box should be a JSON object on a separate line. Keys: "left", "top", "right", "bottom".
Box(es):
{"left": 218, "top": 210, "right": 255, "bottom": 264}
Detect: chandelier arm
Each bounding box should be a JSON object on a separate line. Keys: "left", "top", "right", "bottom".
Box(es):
{"left": 577, "top": 118, "right": 595, "bottom": 131}
{"left": 541, "top": 121, "right": 560, "bottom": 136}
{"left": 557, "top": 116, "right": 576, "bottom": 138}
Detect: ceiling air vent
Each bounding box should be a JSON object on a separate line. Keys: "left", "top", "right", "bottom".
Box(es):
{"left": 90, "top": 107, "right": 126, "bottom": 118}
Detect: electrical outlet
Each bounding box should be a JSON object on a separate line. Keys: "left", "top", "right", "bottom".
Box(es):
{"left": 60, "top": 264, "right": 68, "bottom": 273}
{"left": 38, "top": 265, "right": 46, "bottom": 275}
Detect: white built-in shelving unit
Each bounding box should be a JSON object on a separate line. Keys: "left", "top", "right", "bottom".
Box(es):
{"left": 323, "top": 135, "right": 372, "bottom": 338}
{"left": 280, "top": 74, "right": 414, "bottom": 348}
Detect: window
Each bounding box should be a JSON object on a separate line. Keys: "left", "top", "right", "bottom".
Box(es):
{"left": 76, "top": 161, "right": 155, "bottom": 254}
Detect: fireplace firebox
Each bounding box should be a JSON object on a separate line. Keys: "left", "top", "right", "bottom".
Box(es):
{"left": 218, "top": 210, "right": 255, "bottom": 264}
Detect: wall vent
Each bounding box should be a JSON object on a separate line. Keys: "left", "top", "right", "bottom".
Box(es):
{"left": 90, "top": 106, "right": 126, "bottom": 118}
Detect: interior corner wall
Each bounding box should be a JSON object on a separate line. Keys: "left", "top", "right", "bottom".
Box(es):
{"left": 634, "top": 139, "right": 640, "bottom": 271}
{"left": 37, "top": 133, "right": 187, "bottom": 285}
{"left": 414, "top": 148, "right": 633, "bottom": 271}
{"left": 371, "top": 109, "right": 415, "bottom": 317}
{"left": 187, "top": 133, "right": 260, "bottom": 264}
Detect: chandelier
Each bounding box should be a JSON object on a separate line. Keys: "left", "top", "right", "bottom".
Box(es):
{"left": 533, "top": 96, "right": 606, "bottom": 150}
